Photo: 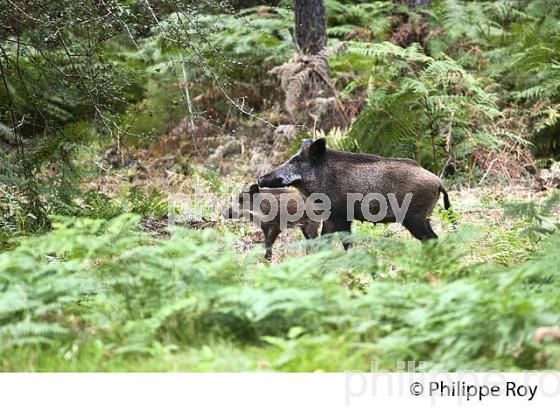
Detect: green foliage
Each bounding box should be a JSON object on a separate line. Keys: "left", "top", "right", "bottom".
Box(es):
{"left": 333, "top": 0, "right": 560, "bottom": 165}
{"left": 121, "top": 186, "right": 169, "bottom": 217}
{"left": 326, "top": 0, "right": 393, "bottom": 41}
{"left": 78, "top": 186, "right": 169, "bottom": 222}
{"left": 345, "top": 41, "right": 500, "bottom": 172}
{"left": 0, "top": 215, "right": 140, "bottom": 351}
{"left": 3, "top": 0, "right": 560, "bottom": 373}
{"left": 0, "top": 1, "right": 240, "bottom": 238}
{"left": 504, "top": 191, "right": 560, "bottom": 238}
{"left": 430, "top": 0, "right": 560, "bottom": 156}
{"left": 197, "top": 7, "right": 293, "bottom": 67}
{"left": 1, "top": 201, "right": 559, "bottom": 370}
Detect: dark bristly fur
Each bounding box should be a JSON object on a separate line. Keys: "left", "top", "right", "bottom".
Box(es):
{"left": 258, "top": 138, "right": 452, "bottom": 245}
{"left": 223, "top": 184, "right": 320, "bottom": 260}
{"left": 325, "top": 149, "right": 420, "bottom": 167}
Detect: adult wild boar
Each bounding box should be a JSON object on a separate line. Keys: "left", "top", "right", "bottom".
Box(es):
{"left": 257, "top": 138, "right": 451, "bottom": 244}
{"left": 223, "top": 184, "right": 321, "bottom": 260}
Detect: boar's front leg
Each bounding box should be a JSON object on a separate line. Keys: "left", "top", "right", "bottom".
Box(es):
{"left": 321, "top": 216, "right": 352, "bottom": 250}
{"left": 262, "top": 224, "right": 281, "bottom": 260}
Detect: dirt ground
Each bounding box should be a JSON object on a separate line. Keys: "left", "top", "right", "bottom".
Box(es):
{"left": 89, "top": 127, "right": 558, "bottom": 264}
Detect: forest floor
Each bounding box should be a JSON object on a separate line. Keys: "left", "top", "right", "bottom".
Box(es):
{"left": 3, "top": 128, "right": 559, "bottom": 372}
{"left": 93, "top": 126, "right": 555, "bottom": 264}
{"left": 4, "top": 174, "right": 556, "bottom": 372}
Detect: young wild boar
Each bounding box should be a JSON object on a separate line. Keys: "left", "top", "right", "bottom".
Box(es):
{"left": 223, "top": 184, "right": 321, "bottom": 260}
{"left": 257, "top": 138, "right": 451, "bottom": 246}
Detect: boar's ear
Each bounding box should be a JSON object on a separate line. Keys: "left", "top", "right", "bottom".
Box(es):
{"left": 301, "top": 139, "right": 313, "bottom": 148}
{"left": 249, "top": 183, "right": 259, "bottom": 194}
{"left": 309, "top": 138, "right": 326, "bottom": 161}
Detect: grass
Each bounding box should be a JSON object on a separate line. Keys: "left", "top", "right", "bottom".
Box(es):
{"left": 1, "top": 342, "right": 274, "bottom": 372}
{"left": 3, "top": 337, "right": 380, "bottom": 372}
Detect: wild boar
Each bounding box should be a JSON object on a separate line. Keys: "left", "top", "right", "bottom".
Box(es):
{"left": 257, "top": 138, "right": 451, "bottom": 245}
{"left": 223, "top": 184, "right": 321, "bottom": 260}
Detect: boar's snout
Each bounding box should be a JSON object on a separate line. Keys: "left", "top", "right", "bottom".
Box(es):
{"left": 257, "top": 173, "right": 283, "bottom": 188}
{"left": 258, "top": 165, "right": 301, "bottom": 188}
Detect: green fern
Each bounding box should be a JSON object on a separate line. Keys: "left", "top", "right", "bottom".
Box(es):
{"left": 344, "top": 41, "right": 499, "bottom": 173}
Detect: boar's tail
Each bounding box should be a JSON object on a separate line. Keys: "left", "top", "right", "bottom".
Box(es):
{"left": 439, "top": 185, "right": 451, "bottom": 210}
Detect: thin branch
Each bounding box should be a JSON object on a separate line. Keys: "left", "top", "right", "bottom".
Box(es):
{"left": 143, "top": 1, "right": 276, "bottom": 129}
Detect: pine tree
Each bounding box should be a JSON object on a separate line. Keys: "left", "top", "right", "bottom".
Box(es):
{"left": 270, "top": 0, "right": 342, "bottom": 130}
{"left": 294, "top": 0, "right": 327, "bottom": 55}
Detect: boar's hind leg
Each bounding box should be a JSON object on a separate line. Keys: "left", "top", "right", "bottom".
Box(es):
{"left": 262, "top": 225, "right": 281, "bottom": 260}
{"left": 425, "top": 219, "right": 438, "bottom": 239}
{"left": 322, "top": 217, "right": 352, "bottom": 250}
{"left": 403, "top": 216, "right": 438, "bottom": 241}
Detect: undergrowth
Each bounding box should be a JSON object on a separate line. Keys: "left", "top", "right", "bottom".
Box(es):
{"left": 1, "top": 191, "right": 559, "bottom": 371}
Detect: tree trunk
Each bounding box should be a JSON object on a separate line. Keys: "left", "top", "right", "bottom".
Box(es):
{"left": 393, "top": 0, "right": 431, "bottom": 8}
{"left": 272, "top": 0, "right": 344, "bottom": 131}
{"left": 294, "top": 0, "right": 327, "bottom": 55}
